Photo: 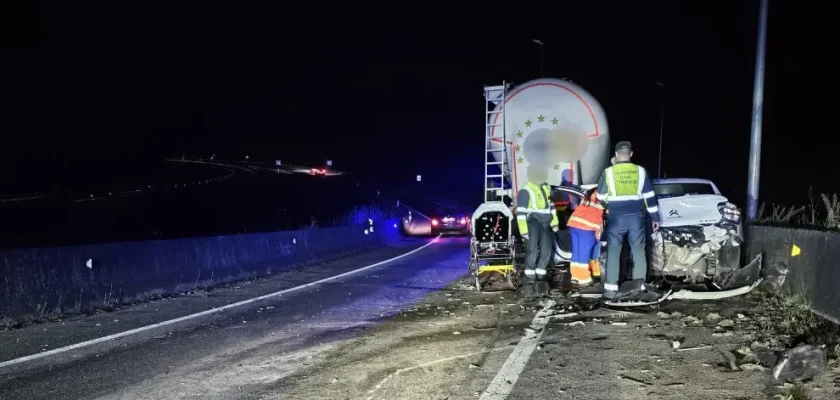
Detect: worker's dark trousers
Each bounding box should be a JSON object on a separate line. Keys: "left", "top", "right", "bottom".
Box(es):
{"left": 605, "top": 213, "right": 648, "bottom": 292}
{"left": 525, "top": 218, "right": 554, "bottom": 281}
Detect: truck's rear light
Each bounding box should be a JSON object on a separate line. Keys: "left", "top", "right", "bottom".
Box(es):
{"left": 459, "top": 218, "right": 467, "bottom": 224}
{"left": 431, "top": 219, "right": 439, "bottom": 226}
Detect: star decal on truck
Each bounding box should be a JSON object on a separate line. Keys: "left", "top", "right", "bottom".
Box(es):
{"left": 515, "top": 115, "right": 562, "bottom": 170}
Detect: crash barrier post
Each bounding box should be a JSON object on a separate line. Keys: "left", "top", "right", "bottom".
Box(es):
{"left": 747, "top": 225, "right": 840, "bottom": 324}
{"left": 0, "top": 216, "right": 406, "bottom": 322}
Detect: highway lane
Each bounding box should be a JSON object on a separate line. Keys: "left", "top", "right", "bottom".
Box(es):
{"left": 0, "top": 236, "right": 470, "bottom": 400}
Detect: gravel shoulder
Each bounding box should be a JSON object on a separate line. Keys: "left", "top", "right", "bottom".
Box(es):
{"left": 272, "top": 282, "right": 840, "bottom": 400}
{"left": 509, "top": 296, "right": 839, "bottom": 400}
{"left": 260, "top": 278, "right": 532, "bottom": 400}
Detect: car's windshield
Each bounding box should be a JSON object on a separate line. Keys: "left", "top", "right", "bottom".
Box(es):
{"left": 653, "top": 183, "right": 716, "bottom": 198}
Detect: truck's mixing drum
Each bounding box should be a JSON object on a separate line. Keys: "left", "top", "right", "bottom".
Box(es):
{"left": 488, "top": 78, "right": 610, "bottom": 191}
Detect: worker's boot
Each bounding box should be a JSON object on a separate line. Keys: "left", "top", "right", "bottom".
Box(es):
{"left": 522, "top": 271, "right": 539, "bottom": 298}
{"left": 570, "top": 263, "right": 593, "bottom": 287}
{"left": 612, "top": 279, "right": 662, "bottom": 303}
{"left": 534, "top": 280, "right": 550, "bottom": 297}
{"left": 522, "top": 281, "right": 539, "bottom": 298}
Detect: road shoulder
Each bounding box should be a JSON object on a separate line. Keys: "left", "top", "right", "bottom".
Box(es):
{"left": 265, "top": 278, "right": 535, "bottom": 400}
{"left": 267, "top": 283, "right": 840, "bottom": 400}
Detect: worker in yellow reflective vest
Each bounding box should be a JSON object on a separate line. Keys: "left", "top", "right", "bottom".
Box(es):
{"left": 596, "top": 141, "right": 661, "bottom": 300}
{"left": 516, "top": 178, "right": 559, "bottom": 295}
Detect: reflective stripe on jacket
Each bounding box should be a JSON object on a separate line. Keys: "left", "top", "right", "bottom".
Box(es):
{"left": 595, "top": 161, "right": 661, "bottom": 222}
{"left": 567, "top": 193, "right": 604, "bottom": 239}
{"left": 516, "top": 182, "right": 559, "bottom": 235}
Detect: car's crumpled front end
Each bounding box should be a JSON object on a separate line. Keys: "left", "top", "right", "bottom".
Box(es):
{"left": 650, "top": 198, "right": 746, "bottom": 287}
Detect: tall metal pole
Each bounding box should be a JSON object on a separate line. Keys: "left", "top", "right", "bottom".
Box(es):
{"left": 540, "top": 46, "right": 544, "bottom": 77}
{"left": 532, "top": 39, "right": 544, "bottom": 77}
{"left": 746, "top": 0, "right": 769, "bottom": 223}
{"left": 656, "top": 82, "right": 665, "bottom": 178}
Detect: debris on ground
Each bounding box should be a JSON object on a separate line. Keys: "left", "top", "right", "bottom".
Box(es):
{"left": 760, "top": 261, "right": 789, "bottom": 293}
{"left": 718, "top": 319, "right": 736, "bottom": 328}
{"left": 773, "top": 344, "right": 828, "bottom": 382}
{"left": 536, "top": 278, "right": 838, "bottom": 398}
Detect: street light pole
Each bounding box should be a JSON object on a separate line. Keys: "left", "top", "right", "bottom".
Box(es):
{"left": 656, "top": 82, "right": 665, "bottom": 179}
{"left": 746, "top": 0, "right": 769, "bottom": 223}
{"left": 532, "top": 39, "right": 544, "bottom": 77}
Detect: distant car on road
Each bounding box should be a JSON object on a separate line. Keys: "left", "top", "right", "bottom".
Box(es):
{"left": 310, "top": 167, "right": 327, "bottom": 176}
{"left": 429, "top": 206, "right": 471, "bottom": 236}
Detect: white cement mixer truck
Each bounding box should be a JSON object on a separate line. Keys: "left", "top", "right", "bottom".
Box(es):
{"left": 470, "top": 78, "right": 761, "bottom": 297}
{"left": 470, "top": 78, "right": 611, "bottom": 291}
{"left": 477, "top": 78, "right": 609, "bottom": 270}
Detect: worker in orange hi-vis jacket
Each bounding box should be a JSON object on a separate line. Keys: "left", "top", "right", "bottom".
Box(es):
{"left": 567, "top": 187, "right": 605, "bottom": 286}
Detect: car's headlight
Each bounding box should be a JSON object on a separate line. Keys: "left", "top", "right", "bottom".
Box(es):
{"left": 717, "top": 201, "right": 741, "bottom": 224}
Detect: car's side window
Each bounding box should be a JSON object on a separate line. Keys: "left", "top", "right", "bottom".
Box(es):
{"left": 550, "top": 188, "right": 584, "bottom": 211}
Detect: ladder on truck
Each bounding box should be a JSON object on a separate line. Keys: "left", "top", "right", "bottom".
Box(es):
{"left": 484, "top": 82, "right": 511, "bottom": 203}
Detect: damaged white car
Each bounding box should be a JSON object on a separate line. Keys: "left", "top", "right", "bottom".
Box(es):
{"left": 650, "top": 178, "right": 756, "bottom": 290}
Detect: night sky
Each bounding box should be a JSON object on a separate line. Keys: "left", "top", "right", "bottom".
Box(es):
{"left": 2, "top": 1, "right": 834, "bottom": 207}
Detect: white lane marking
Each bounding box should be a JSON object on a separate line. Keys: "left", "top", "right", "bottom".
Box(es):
{"left": 480, "top": 300, "right": 578, "bottom": 400}
{"left": 0, "top": 235, "right": 442, "bottom": 370}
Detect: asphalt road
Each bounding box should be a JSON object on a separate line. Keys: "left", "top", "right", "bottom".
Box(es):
{"left": 0, "top": 236, "right": 470, "bottom": 400}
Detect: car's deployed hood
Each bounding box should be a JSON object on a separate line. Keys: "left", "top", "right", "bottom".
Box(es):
{"left": 657, "top": 194, "right": 727, "bottom": 227}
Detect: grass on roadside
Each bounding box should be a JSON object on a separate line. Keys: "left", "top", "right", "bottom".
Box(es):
{"left": 757, "top": 190, "right": 840, "bottom": 230}
{"left": 749, "top": 291, "right": 840, "bottom": 358}
{"left": 0, "top": 313, "right": 13, "bottom": 331}
{"left": 776, "top": 383, "right": 810, "bottom": 400}
{"left": 747, "top": 292, "right": 839, "bottom": 400}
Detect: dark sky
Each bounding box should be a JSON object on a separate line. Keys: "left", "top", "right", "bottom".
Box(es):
{"left": 1, "top": 1, "right": 834, "bottom": 206}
